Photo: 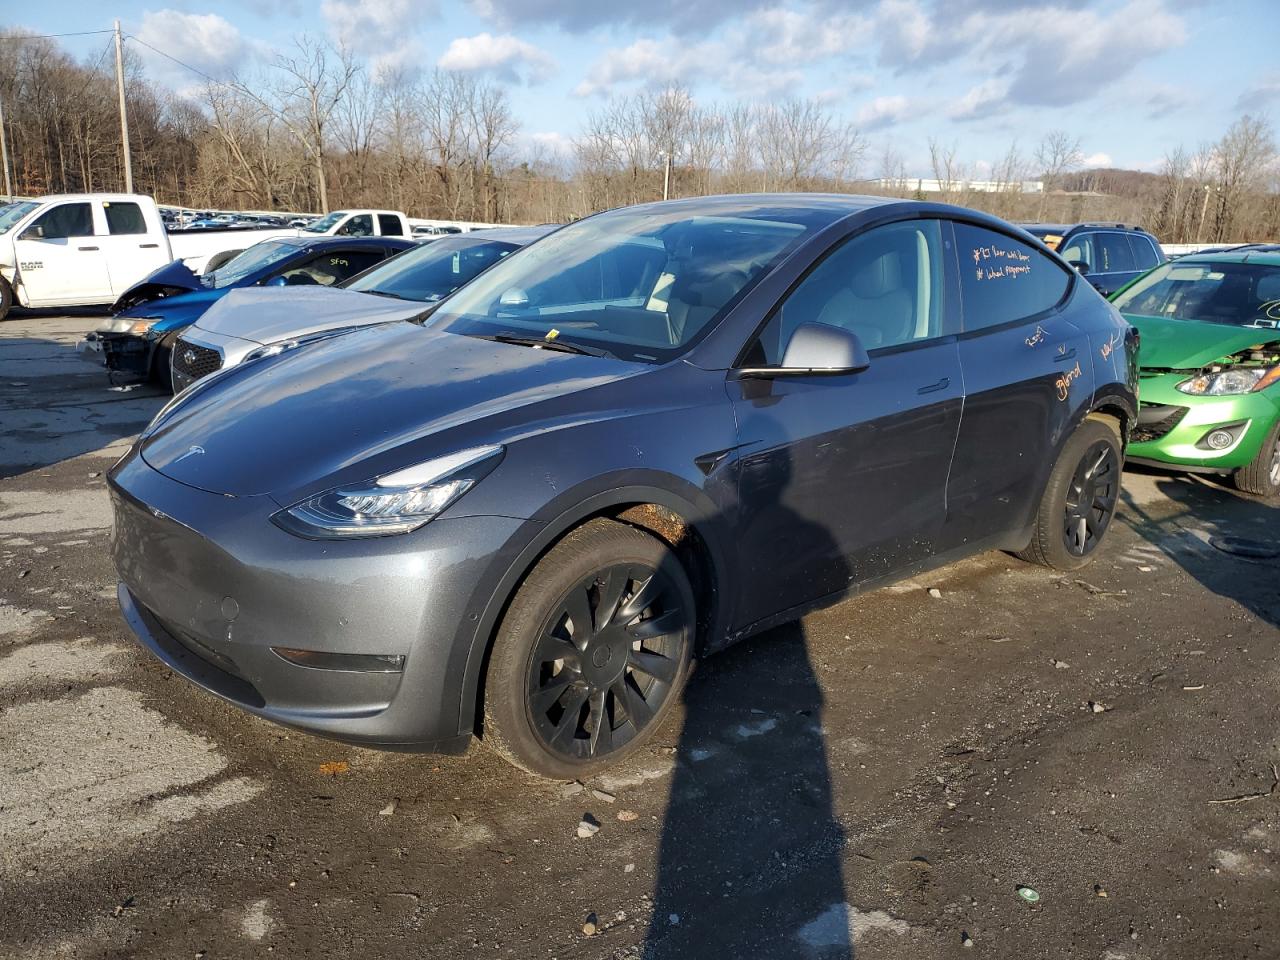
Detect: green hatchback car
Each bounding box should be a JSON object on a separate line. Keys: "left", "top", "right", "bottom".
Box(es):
{"left": 1111, "top": 248, "right": 1280, "bottom": 497}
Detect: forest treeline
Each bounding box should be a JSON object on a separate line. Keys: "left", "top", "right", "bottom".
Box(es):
{"left": 1, "top": 28, "right": 1276, "bottom": 241}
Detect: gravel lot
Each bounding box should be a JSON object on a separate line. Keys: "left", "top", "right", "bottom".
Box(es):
{"left": 2, "top": 312, "right": 1279, "bottom": 960}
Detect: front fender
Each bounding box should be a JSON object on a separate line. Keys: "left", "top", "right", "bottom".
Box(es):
{"left": 449, "top": 474, "right": 738, "bottom": 738}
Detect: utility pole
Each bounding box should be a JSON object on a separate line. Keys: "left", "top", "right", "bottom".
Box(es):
{"left": 114, "top": 19, "right": 133, "bottom": 193}
{"left": 0, "top": 94, "right": 12, "bottom": 200}
{"left": 662, "top": 152, "right": 672, "bottom": 201}
{"left": 1196, "top": 183, "right": 1212, "bottom": 244}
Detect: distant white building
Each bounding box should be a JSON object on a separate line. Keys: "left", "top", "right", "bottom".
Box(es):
{"left": 872, "top": 178, "right": 1045, "bottom": 194}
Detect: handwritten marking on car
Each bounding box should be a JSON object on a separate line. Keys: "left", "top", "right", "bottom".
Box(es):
{"left": 1025, "top": 325, "right": 1047, "bottom": 348}
{"left": 1056, "top": 360, "right": 1083, "bottom": 401}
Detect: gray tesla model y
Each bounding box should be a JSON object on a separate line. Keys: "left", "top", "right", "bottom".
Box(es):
{"left": 110, "top": 194, "right": 1137, "bottom": 778}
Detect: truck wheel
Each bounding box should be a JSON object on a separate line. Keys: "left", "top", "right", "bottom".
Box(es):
{"left": 1015, "top": 417, "right": 1123, "bottom": 571}
{"left": 0, "top": 275, "right": 13, "bottom": 321}
{"left": 482, "top": 519, "right": 695, "bottom": 779}
{"left": 1232, "top": 420, "right": 1280, "bottom": 498}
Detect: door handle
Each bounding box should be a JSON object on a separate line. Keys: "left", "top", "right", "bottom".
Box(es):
{"left": 78, "top": 245, "right": 100, "bottom": 252}
{"left": 139, "top": 243, "right": 159, "bottom": 249}
{"left": 916, "top": 377, "right": 950, "bottom": 395}
{"left": 1055, "top": 347, "right": 1078, "bottom": 363}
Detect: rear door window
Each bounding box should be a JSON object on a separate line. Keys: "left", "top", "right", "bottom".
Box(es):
{"left": 377, "top": 214, "right": 404, "bottom": 236}
{"left": 103, "top": 201, "right": 147, "bottom": 235}
{"left": 278, "top": 249, "right": 386, "bottom": 286}
{"left": 954, "top": 222, "right": 1072, "bottom": 331}
{"left": 1096, "top": 233, "right": 1136, "bottom": 274}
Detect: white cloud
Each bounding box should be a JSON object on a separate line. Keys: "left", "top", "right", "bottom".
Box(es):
{"left": 321, "top": 0, "right": 434, "bottom": 73}
{"left": 947, "top": 79, "right": 1010, "bottom": 121}
{"left": 135, "top": 10, "right": 251, "bottom": 81}
{"left": 856, "top": 95, "right": 915, "bottom": 131}
{"left": 1082, "top": 151, "right": 1113, "bottom": 168}
{"left": 738, "top": 7, "right": 871, "bottom": 66}
{"left": 438, "top": 33, "right": 556, "bottom": 84}
{"left": 573, "top": 37, "right": 721, "bottom": 97}
{"left": 1236, "top": 71, "right": 1280, "bottom": 113}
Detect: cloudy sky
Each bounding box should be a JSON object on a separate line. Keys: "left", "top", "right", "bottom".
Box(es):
{"left": 23, "top": 0, "right": 1280, "bottom": 177}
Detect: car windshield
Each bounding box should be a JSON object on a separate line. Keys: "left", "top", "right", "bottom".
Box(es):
{"left": 1113, "top": 260, "right": 1280, "bottom": 328}
{"left": 0, "top": 201, "right": 40, "bottom": 234}
{"left": 345, "top": 238, "right": 518, "bottom": 302}
{"left": 209, "top": 239, "right": 303, "bottom": 288}
{"left": 429, "top": 208, "right": 813, "bottom": 362}
{"left": 302, "top": 211, "right": 345, "bottom": 234}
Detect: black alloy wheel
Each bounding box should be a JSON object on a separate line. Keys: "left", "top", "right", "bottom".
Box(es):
{"left": 1062, "top": 439, "right": 1119, "bottom": 557}
{"left": 527, "top": 563, "right": 689, "bottom": 762}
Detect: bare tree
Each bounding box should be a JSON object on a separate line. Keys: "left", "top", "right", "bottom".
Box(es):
{"left": 1210, "top": 114, "right": 1277, "bottom": 241}
{"left": 1035, "top": 130, "right": 1083, "bottom": 218}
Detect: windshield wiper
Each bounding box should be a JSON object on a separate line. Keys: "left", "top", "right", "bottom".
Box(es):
{"left": 481, "top": 332, "right": 614, "bottom": 358}
{"left": 361, "top": 289, "right": 412, "bottom": 300}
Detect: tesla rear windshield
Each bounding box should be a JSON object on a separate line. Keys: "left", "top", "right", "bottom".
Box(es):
{"left": 428, "top": 208, "right": 814, "bottom": 362}
{"left": 344, "top": 237, "right": 518, "bottom": 302}
{"left": 1112, "top": 260, "right": 1280, "bottom": 328}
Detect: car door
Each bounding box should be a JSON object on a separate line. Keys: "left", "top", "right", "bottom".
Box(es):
{"left": 942, "top": 219, "right": 1088, "bottom": 550}
{"left": 1092, "top": 231, "right": 1139, "bottom": 296}
{"left": 728, "top": 218, "right": 964, "bottom": 629}
{"left": 12, "top": 201, "right": 111, "bottom": 305}
{"left": 98, "top": 200, "right": 168, "bottom": 297}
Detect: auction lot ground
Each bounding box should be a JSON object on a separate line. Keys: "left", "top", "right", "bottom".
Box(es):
{"left": 2, "top": 312, "right": 1278, "bottom": 960}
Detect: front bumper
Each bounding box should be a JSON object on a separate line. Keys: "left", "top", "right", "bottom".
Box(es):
{"left": 1127, "top": 372, "right": 1280, "bottom": 471}
{"left": 109, "top": 447, "right": 527, "bottom": 750}
{"left": 77, "top": 330, "right": 161, "bottom": 379}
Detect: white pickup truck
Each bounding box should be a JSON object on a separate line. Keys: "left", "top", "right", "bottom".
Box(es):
{"left": 0, "top": 193, "right": 413, "bottom": 320}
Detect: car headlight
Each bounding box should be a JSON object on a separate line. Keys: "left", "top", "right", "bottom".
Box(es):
{"left": 242, "top": 326, "right": 365, "bottom": 363}
{"left": 1177, "top": 366, "right": 1280, "bottom": 395}
{"left": 100, "top": 316, "right": 162, "bottom": 335}
{"left": 271, "top": 445, "right": 504, "bottom": 539}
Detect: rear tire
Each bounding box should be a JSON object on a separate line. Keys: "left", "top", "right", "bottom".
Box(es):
{"left": 1015, "top": 417, "right": 1122, "bottom": 571}
{"left": 0, "top": 275, "right": 13, "bottom": 321}
{"left": 482, "top": 519, "right": 695, "bottom": 779}
{"left": 1232, "top": 420, "right": 1280, "bottom": 498}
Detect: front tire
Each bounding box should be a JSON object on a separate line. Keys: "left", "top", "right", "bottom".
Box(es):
{"left": 1232, "top": 420, "right": 1280, "bottom": 498}
{"left": 482, "top": 519, "right": 695, "bottom": 779}
{"left": 1016, "top": 417, "right": 1122, "bottom": 571}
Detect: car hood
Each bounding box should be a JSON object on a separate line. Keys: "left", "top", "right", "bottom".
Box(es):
{"left": 112, "top": 259, "right": 207, "bottom": 312}
{"left": 139, "top": 322, "right": 646, "bottom": 498}
{"left": 1124, "top": 313, "right": 1280, "bottom": 369}
{"left": 192, "top": 286, "right": 428, "bottom": 346}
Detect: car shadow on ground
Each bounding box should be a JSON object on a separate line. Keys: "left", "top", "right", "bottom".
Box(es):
{"left": 642, "top": 451, "right": 855, "bottom": 959}
{"left": 0, "top": 328, "right": 167, "bottom": 480}
{"left": 1119, "top": 464, "right": 1280, "bottom": 630}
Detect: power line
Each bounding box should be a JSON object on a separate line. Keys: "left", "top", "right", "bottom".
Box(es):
{"left": 0, "top": 29, "right": 114, "bottom": 41}
{"left": 125, "top": 34, "right": 225, "bottom": 86}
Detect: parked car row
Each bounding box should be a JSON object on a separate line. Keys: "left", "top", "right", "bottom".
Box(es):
{"left": 6, "top": 185, "right": 1268, "bottom": 779}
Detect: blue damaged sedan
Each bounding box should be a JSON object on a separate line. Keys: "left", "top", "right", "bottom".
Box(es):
{"left": 109, "top": 194, "right": 1137, "bottom": 778}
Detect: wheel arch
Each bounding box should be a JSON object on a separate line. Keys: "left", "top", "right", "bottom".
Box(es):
{"left": 453, "top": 481, "right": 735, "bottom": 738}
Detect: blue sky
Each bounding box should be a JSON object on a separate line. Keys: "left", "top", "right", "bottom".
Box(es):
{"left": 21, "top": 0, "right": 1280, "bottom": 178}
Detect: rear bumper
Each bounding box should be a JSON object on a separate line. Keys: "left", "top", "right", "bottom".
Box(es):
{"left": 108, "top": 448, "right": 527, "bottom": 750}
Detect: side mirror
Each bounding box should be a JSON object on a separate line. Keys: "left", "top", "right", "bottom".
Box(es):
{"left": 1069, "top": 260, "right": 1090, "bottom": 276}
{"left": 19, "top": 225, "right": 44, "bottom": 241}
{"left": 265, "top": 275, "right": 288, "bottom": 287}
{"left": 740, "top": 322, "right": 871, "bottom": 378}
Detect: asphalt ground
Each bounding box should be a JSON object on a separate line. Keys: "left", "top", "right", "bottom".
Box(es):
{"left": 2, "top": 312, "right": 1278, "bottom": 960}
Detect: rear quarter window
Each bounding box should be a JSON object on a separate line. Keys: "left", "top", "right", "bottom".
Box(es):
{"left": 954, "top": 222, "right": 1072, "bottom": 332}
